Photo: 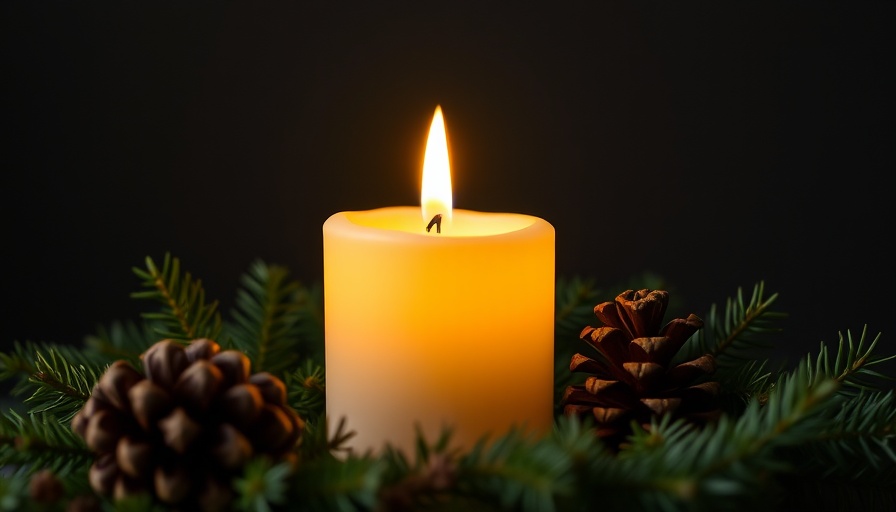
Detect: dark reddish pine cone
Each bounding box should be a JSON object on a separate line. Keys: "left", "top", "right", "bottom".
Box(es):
{"left": 71, "top": 338, "right": 304, "bottom": 510}
{"left": 561, "top": 289, "right": 720, "bottom": 450}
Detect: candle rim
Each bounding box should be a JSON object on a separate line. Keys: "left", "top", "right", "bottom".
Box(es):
{"left": 325, "top": 206, "right": 553, "bottom": 240}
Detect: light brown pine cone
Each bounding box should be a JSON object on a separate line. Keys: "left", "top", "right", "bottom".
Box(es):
{"left": 561, "top": 289, "right": 721, "bottom": 450}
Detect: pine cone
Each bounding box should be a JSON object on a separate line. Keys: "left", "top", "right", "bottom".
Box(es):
{"left": 71, "top": 338, "right": 304, "bottom": 509}
{"left": 561, "top": 289, "right": 721, "bottom": 450}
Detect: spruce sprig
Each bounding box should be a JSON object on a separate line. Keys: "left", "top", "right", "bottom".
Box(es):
{"left": 773, "top": 391, "right": 896, "bottom": 509}
{"left": 286, "top": 358, "right": 326, "bottom": 421}
{"left": 24, "top": 349, "right": 98, "bottom": 422}
{"left": 552, "top": 276, "right": 603, "bottom": 414}
{"left": 3, "top": 252, "right": 894, "bottom": 512}
{"left": 794, "top": 389, "right": 896, "bottom": 477}
{"left": 298, "top": 415, "right": 356, "bottom": 461}
{"left": 806, "top": 326, "right": 896, "bottom": 394}
{"left": 677, "top": 281, "right": 786, "bottom": 369}
{"left": 573, "top": 361, "right": 840, "bottom": 512}
{"left": 226, "top": 259, "right": 310, "bottom": 375}
{"left": 83, "top": 319, "right": 160, "bottom": 364}
{"left": 291, "top": 454, "right": 387, "bottom": 512}
{"left": 0, "top": 341, "right": 104, "bottom": 422}
{"left": 554, "top": 276, "right": 603, "bottom": 342}
{"left": 130, "top": 252, "right": 222, "bottom": 341}
{"left": 0, "top": 410, "right": 93, "bottom": 478}
{"left": 233, "top": 457, "right": 293, "bottom": 512}
{"left": 457, "top": 428, "right": 575, "bottom": 512}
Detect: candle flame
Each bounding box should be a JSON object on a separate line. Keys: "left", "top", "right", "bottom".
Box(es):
{"left": 421, "top": 105, "right": 452, "bottom": 227}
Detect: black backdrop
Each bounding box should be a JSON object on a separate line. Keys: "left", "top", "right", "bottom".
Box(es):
{"left": 2, "top": 3, "right": 894, "bottom": 373}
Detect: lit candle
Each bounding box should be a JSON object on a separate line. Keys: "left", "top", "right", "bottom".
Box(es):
{"left": 323, "top": 106, "right": 555, "bottom": 455}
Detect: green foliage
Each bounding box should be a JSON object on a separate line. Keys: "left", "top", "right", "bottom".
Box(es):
{"left": 456, "top": 427, "right": 576, "bottom": 511}
{"left": 0, "top": 410, "right": 92, "bottom": 478}
{"left": 234, "top": 458, "right": 293, "bottom": 512}
{"left": 83, "top": 320, "right": 159, "bottom": 364}
{"left": 805, "top": 326, "right": 896, "bottom": 394}
{"left": 2, "top": 256, "right": 894, "bottom": 512}
{"left": 553, "top": 276, "right": 603, "bottom": 343}
{"left": 130, "top": 252, "right": 223, "bottom": 341}
{"left": 0, "top": 341, "right": 104, "bottom": 423}
{"left": 286, "top": 359, "right": 326, "bottom": 421}
{"left": 227, "top": 259, "right": 320, "bottom": 376}
{"left": 0, "top": 474, "right": 30, "bottom": 512}
{"left": 291, "top": 453, "right": 386, "bottom": 512}
{"left": 677, "top": 281, "right": 786, "bottom": 368}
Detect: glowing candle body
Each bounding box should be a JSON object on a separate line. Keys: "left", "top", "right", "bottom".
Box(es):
{"left": 323, "top": 207, "right": 554, "bottom": 455}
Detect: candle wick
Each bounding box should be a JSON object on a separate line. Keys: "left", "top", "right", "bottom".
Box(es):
{"left": 426, "top": 214, "right": 442, "bottom": 234}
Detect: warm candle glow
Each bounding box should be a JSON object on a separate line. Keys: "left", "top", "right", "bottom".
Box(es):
{"left": 421, "top": 105, "right": 453, "bottom": 227}
{"left": 323, "top": 105, "right": 555, "bottom": 456}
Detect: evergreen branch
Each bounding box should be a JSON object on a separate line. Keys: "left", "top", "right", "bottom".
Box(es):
{"left": 1, "top": 340, "right": 103, "bottom": 380}
{"left": 296, "top": 413, "right": 329, "bottom": 460}
{"left": 572, "top": 361, "right": 840, "bottom": 511}
{"left": 31, "top": 351, "right": 95, "bottom": 402}
{"left": 328, "top": 416, "right": 358, "bottom": 454}
{"left": 0, "top": 474, "right": 31, "bottom": 512}
{"left": 554, "top": 276, "right": 602, "bottom": 342}
{"left": 779, "top": 389, "right": 896, "bottom": 497}
{"left": 291, "top": 453, "right": 387, "bottom": 512}
{"left": 374, "top": 429, "right": 463, "bottom": 510}
{"left": 678, "top": 281, "right": 786, "bottom": 368}
{"left": 1, "top": 342, "right": 105, "bottom": 422}
{"left": 0, "top": 410, "right": 94, "bottom": 478}
{"left": 83, "top": 320, "right": 160, "bottom": 364}
{"left": 226, "top": 259, "right": 311, "bottom": 375}
{"left": 234, "top": 457, "right": 293, "bottom": 512}
{"left": 286, "top": 359, "right": 326, "bottom": 420}
{"left": 806, "top": 326, "right": 895, "bottom": 393}
{"left": 715, "top": 358, "right": 775, "bottom": 415}
{"left": 131, "top": 252, "right": 222, "bottom": 341}
{"left": 454, "top": 427, "right": 575, "bottom": 512}
{"left": 553, "top": 276, "right": 603, "bottom": 415}
{"left": 295, "top": 280, "right": 325, "bottom": 361}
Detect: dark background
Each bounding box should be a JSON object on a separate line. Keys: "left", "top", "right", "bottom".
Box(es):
{"left": 2, "top": 3, "right": 894, "bottom": 373}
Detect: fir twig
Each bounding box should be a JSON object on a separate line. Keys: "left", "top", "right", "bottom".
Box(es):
{"left": 716, "top": 358, "right": 774, "bottom": 415}
{"left": 455, "top": 427, "right": 575, "bottom": 512}
{"left": 0, "top": 341, "right": 104, "bottom": 422}
{"left": 0, "top": 410, "right": 94, "bottom": 478}
{"left": 806, "top": 326, "right": 895, "bottom": 394}
{"left": 227, "top": 259, "right": 313, "bottom": 375}
{"left": 234, "top": 457, "right": 293, "bottom": 512}
{"left": 291, "top": 453, "right": 386, "bottom": 512}
{"left": 553, "top": 276, "right": 604, "bottom": 415}
{"left": 574, "top": 361, "right": 840, "bottom": 511}
{"left": 677, "top": 281, "right": 786, "bottom": 368}
{"left": 83, "top": 320, "right": 160, "bottom": 364}
{"left": 130, "top": 252, "right": 222, "bottom": 341}
{"left": 554, "top": 276, "right": 602, "bottom": 342}
{"left": 286, "top": 358, "right": 326, "bottom": 420}
{"left": 375, "top": 428, "right": 461, "bottom": 511}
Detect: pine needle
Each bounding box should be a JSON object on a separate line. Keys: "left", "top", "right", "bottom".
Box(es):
{"left": 226, "top": 259, "right": 319, "bottom": 376}
{"left": 131, "top": 252, "right": 222, "bottom": 341}
{"left": 83, "top": 319, "right": 160, "bottom": 364}
{"left": 0, "top": 341, "right": 104, "bottom": 422}
{"left": 0, "top": 410, "right": 93, "bottom": 478}
{"left": 678, "top": 281, "right": 786, "bottom": 368}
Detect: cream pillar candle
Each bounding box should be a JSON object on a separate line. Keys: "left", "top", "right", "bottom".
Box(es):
{"left": 323, "top": 106, "right": 555, "bottom": 456}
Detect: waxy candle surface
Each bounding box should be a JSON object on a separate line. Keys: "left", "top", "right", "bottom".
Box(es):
{"left": 323, "top": 206, "right": 555, "bottom": 455}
